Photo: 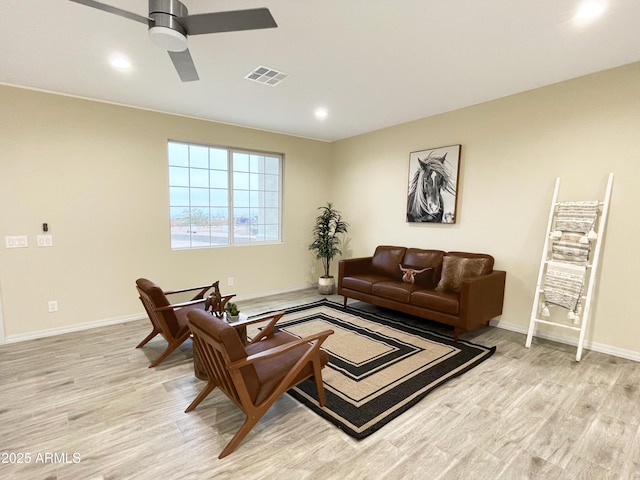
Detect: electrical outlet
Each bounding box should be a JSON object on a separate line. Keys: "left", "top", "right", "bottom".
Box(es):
{"left": 48, "top": 300, "right": 58, "bottom": 312}
{"left": 227, "top": 277, "right": 234, "bottom": 286}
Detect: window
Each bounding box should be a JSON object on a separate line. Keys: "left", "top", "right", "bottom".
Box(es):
{"left": 168, "top": 141, "right": 282, "bottom": 249}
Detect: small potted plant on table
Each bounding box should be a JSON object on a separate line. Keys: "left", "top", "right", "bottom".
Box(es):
{"left": 225, "top": 302, "right": 240, "bottom": 322}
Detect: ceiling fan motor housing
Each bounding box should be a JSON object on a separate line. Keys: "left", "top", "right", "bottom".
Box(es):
{"left": 148, "top": 0, "right": 189, "bottom": 51}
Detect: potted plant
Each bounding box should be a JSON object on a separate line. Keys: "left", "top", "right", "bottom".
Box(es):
{"left": 308, "top": 202, "right": 349, "bottom": 295}
{"left": 225, "top": 302, "right": 240, "bottom": 322}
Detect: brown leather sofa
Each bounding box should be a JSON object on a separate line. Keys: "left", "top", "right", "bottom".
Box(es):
{"left": 338, "top": 245, "right": 506, "bottom": 340}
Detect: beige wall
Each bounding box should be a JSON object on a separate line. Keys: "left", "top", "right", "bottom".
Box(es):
{"left": 0, "top": 86, "right": 332, "bottom": 338}
{"left": 331, "top": 62, "right": 640, "bottom": 357}
{"left": 1, "top": 62, "right": 639, "bottom": 358}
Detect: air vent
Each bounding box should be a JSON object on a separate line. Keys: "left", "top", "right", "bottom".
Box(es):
{"left": 245, "top": 66, "right": 288, "bottom": 86}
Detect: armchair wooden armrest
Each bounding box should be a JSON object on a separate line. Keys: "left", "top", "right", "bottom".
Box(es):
{"left": 165, "top": 282, "right": 214, "bottom": 300}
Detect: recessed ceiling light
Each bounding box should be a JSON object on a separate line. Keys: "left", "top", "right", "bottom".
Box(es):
{"left": 109, "top": 54, "right": 132, "bottom": 70}
{"left": 314, "top": 108, "right": 328, "bottom": 119}
{"left": 574, "top": 1, "right": 605, "bottom": 22}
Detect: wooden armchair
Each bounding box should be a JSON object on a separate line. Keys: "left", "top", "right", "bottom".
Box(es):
{"left": 186, "top": 309, "right": 334, "bottom": 458}
{"left": 135, "top": 278, "right": 234, "bottom": 368}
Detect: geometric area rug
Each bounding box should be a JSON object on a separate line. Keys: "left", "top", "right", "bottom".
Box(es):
{"left": 273, "top": 300, "right": 496, "bottom": 440}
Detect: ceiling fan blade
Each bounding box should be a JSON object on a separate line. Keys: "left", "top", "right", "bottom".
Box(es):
{"left": 68, "top": 0, "right": 151, "bottom": 25}
{"left": 168, "top": 49, "right": 199, "bottom": 82}
{"left": 178, "top": 8, "right": 277, "bottom": 35}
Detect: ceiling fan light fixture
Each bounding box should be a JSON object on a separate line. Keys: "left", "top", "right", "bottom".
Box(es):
{"left": 149, "top": 26, "right": 188, "bottom": 52}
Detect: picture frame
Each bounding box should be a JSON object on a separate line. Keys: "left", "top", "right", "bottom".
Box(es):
{"left": 406, "top": 144, "right": 461, "bottom": 223}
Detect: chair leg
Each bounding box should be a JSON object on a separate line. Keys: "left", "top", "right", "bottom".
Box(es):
{"left": 185, "top": 382, "right": 217, "bottom": 413}
{"left": 312, "top": 361, "right": 327, "bottom": 407}
{"left": 218, "top": 414, "right": 262, "bottom": 459}
{"left": 147, "top": 333, "right": 190, "bottom": 368}
{"left": 148, "top": 340, "right": 184, "bottom": 368}
{"left": 136, "top": 328, "right": 160, "bottom": 348}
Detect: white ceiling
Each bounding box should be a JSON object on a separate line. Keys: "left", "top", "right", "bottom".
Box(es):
{"left": 2, "top": 0, "right": 639, "bottom": 141}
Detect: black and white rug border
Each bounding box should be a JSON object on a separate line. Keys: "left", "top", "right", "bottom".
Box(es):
{"left": 264, "top": 299, "right": 496, "bottom": 440}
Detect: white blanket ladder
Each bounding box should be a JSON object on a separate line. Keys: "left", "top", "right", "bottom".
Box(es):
{"left": 525, "top": 173, "right": 614, "bottom": 361}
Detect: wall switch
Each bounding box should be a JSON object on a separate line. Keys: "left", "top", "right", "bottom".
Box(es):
{"left": 5, "top": 236, "right": 28, "bottom": 248}
{"left": 227, "top": 277, "right": 234, "bottom": 286}
{"left": 48, "top": 300, "right": 59, "bottom": 312}
{"left": 37, "top": 235, "right": 53, "bottom": 247}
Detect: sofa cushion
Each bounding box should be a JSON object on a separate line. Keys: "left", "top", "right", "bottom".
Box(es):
{"left": 411, "top": 289, "right": 460, "bottom": 315}
{"left": 342, "top": 274, "right": 390, "bottom": 294}
{"left": 371, "top": 246, "right": 407, "bottom": 279}
{"left": 372, "top": 281, "right": 415, "bottom": 303}
{"left": 436, "top": 255, "right": 491, "bottom": 293}
{"left": 402, "top": 249, "right": 445, "bottom": 287}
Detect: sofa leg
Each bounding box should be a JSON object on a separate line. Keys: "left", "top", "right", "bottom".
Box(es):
{"left": 453, "top": 327, "right": 462, "bottom": 342}
{"left": 342, "top": 296, "right": 348, "bottom": 308}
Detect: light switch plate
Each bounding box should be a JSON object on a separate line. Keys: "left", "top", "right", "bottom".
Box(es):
{"left": 5, "top": 235, "right": 28, "bottom": 248}
{"left": 37, "top": 235, "right": 53, "bottom": 247}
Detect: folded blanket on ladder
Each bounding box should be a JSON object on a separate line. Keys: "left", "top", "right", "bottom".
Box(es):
{"left": 551, "top": 232, "right": 590, "bottom": 265}
{"left": 543, "top": 261, "right": 586, "bottom": 323}
{"left": 555, "top": 201, "right": 599, "bottom": 235}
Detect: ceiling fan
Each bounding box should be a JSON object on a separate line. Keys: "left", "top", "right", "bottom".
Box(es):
{"left": 69, "top": 0, "right": 278, "bottom": 82}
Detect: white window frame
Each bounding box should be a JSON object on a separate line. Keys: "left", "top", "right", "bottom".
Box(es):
{"left": 168, "top": 140, "right": 283, "bottom": 250}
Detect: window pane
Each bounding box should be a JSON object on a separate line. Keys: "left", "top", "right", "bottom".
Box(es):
{"left": 265, "top": 225, "right": 279, "bottom": 241}
{"left": 169, "top": 166, "right": 189, "bottom": 186}
{"left": 170, "top": 186, "right": 190, "bottom": 206}
{"left": 233, "top": 153, "right": 250, "bottom": 172}
{"left": 190, "top": 207, "right": 209, "bottom": 225}
{"left": 168, "top": 142, "right": 188, "bottom": 166}
{"left": 249, "top": 173, "right": 261, "bottom": 190}
{"left": 265, "top": 208, "right": 279, "bottom": 224}
{"left": 190, "top": 188, "right": 209, "bottom": 206}
{"left": 210, "top": 170, "right": 227, "bottom": 188}
{"left": 264, "top": 174, "right": 279, "bottom": 191}
{"left": 233, "top": 189, "right": 248, "bottom": 207}
{"left": 190, "top": 168, "right": 209, "bottom": 187}
{"left": 233, "top": 172, "right": 250, "bottom": 190}
{"left": 265, "top": 156, "right": 279, "bottom": 174}
{"left": 265, "top": 191, "right": 279, "bottom": 208}
{"left": 210, "top": 148, "right": 227, "bottom": 170}
{"left": 189, "top": 145, "right": 208, "bottom": 168}
{"left": 210, "top": 188, "right": 228, "bottom": 207}
{"left": 252, "top": 207, "right": 265, "bottom": 223}
{"left": 251, "top": 225, "right": 266, "bottom": 242}
{"left": 250, "top": 155, "right": 264, "bottom": 173}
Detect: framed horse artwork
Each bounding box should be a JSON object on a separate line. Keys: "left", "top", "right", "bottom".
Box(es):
{"left": 406, "top": 144, "right": 461, "bottom": 224}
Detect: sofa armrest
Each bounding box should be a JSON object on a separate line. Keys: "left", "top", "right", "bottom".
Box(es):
{"left": 338, "top": 257, "right": 373, "bottom": 292}
{"left": 338, "top": 257, "right": 372, "bottom": 278}
{"left": 459, "top": 270, "right": 506, "bottom": 327}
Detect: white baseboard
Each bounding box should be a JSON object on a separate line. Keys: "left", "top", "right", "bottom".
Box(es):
{"left": 9, "top": 285, "right": 637, "bottom": 363}
{"left": 493, "top": 319, "right": 640, "bottom": 362}
{"left": 3, "top": 285, "right": 312, "bottom": 344}
{"left": 5, "top": 313, "right": 147, "bottom": 344}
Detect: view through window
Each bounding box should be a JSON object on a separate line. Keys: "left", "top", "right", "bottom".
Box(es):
{"left": 168, "top": 141, "right": 282, "bottom": 249}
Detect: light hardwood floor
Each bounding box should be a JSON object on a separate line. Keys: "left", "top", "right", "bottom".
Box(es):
{"left": 1, "top": 288, "right": 639, "bottom": 479}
